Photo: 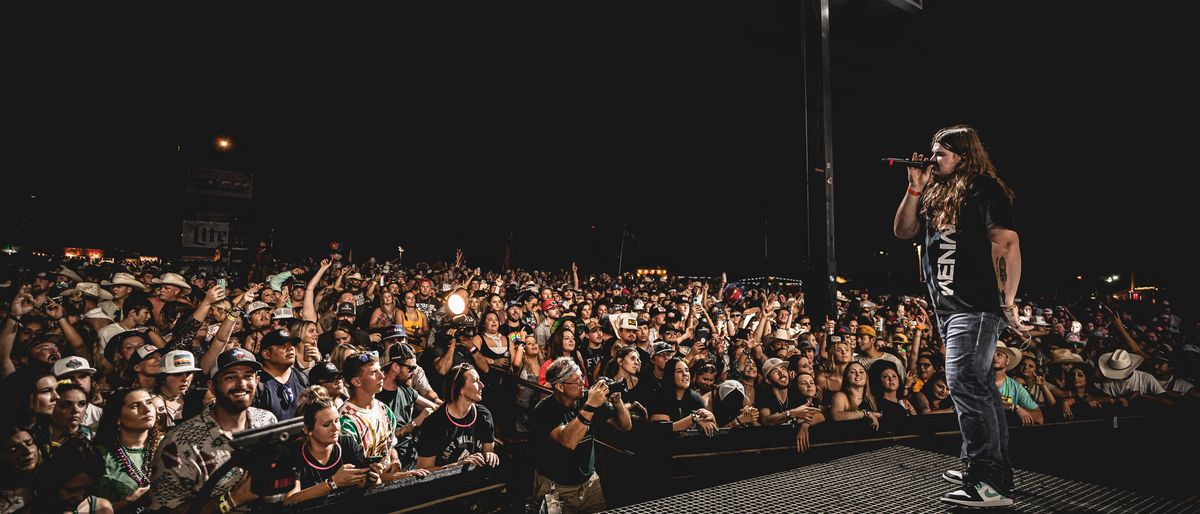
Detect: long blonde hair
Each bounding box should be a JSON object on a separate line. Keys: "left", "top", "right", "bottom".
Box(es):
{"left": 920, "top": 125, "right": 1015, "bottom": 231}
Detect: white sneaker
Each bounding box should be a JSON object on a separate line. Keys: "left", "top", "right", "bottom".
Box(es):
{"left": 940, "top": 481, "right": 1013, "bottom": 508}
{"left": 942, "top": 469, "right": 964, "bottom": 486}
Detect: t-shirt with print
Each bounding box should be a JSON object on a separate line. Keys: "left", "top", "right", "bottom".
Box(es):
{"left": 338, "top": 399, "right": 398, "bottom": 466}
{"left": 997, "top": 376, "right": 1038, "bottom": 411}
{"left": 415, "top": 403, "right": 495, "bottom": 467}
{"left": 921, "top": 175, "right": 1016, "bottom": 315}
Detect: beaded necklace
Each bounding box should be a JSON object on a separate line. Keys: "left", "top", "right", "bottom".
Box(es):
{"left": 115, "top": 445, "right": 150, "bottom": 487}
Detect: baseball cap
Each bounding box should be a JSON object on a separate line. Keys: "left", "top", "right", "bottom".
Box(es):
{"left": 161, "top": 350, "right": 202, "bottom": 374}
{"left": 260, "top": 329, "right": 301, "bottom": 350}
{"left": 378, "top": 324, "right": 408, "bottom": 342}
{"left": 652, "top": 341, "right": 676, "bottom": 356}
{"left": 52, "top": 356, "right": 96, "bottom": 377}
{"left": 337, "top": 302, "right": 357, "bottom": 317}
{"left": 309, "top": 361, "right": 341, "bottom": 384}
{"left": 246, "top": 301, "right": 271, "bottom": 314}
{"left": 210, "top": 347, "right": 263, "bottom": 378}
{"left": 127, "top": 344, "right": 166, "bottom": 369}
{"left": 271, "top": 307, "right": 296, "bottom": 321}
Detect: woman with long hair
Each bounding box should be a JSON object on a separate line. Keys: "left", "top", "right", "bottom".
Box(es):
{"left": 539, "top": 328, "right": 586, "bottom": 387}
{"left": 288, "top": 319, "right": 323, "bottom": 370}
{"left": 469, "top": 311, "right": 517, "bottom": 438}
{"left": 912, "top": 371, "right": 955, "bottom": 414}
{"left": 94, "top": 388, "right": 161, "bottom": 513}
{"left": 1059, "top": 363, "right": 1114, "bottom": 420}
{"left": 868, "top": 360, "right": 917, "bottom": 433}
{"left": 396, "top": 290, "right": 429, "bottom": 342}
{"left": 370, "top": 291, "right": 399, "bottom": 329}
{"left": 830, "top": 361, "right": 881, "bottom": 430}
{"left": 649, "top": 357, "right": 717, "bottom": 435}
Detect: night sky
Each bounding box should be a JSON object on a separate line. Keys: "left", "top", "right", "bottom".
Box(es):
{"left": 3, "top": 1, "right": 1192, "bottom": 309}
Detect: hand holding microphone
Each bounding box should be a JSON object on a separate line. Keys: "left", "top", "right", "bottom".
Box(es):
{"left": 884, "top": 152, "right": 933, "bottom": 194}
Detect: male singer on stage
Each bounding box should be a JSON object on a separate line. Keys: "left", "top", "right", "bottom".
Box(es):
{"left": 893, "top": 125, "right": 1031, "bottom": 508}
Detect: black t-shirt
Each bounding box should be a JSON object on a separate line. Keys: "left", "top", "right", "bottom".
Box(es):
{"left": 648, "top": 388, "right": 706, "bottom": 422}
{"left": 500, "top": 322, "right": 534, "bottom": 339}
{"left": 529, "top": 396, "right": 613, "bottom": 485}
{"left": 754, "top": 384, "right": 808, "bottom": 415}
{"left": 415, "top": 403, "right": 495, "bottom": 467}
{"left": 415, "top": 294, "right": 443, "bottom": 319}
{"left": 579, "top": 343, "right": 610, "bottom": 380}
{"left": 293, "top": 436, "right": 369, "bottom": 489}
{"left": 921, "top": 175, "right": 1016, "bottom": 315}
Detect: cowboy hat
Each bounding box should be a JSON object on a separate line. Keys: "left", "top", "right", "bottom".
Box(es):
{"left": 151, "top": 273, "right": 192, "bottom": 294}
{"left": 102, "top": 272, "right": 149, "bottom": 291}
{"left": 1049, "top": 348, "right": 1084, "bottom": 364}
{"left": 1098, "top": 349, "right": 1143, "bottom": 380}
{"left": 995, "top": 342, "right": 1022, "bottom": 371}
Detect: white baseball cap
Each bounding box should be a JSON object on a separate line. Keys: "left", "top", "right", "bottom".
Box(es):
{"left": 52, "top": 356, "right": 97, "bottom": 377}
{"left": 162, "top": 350, "right": 202, "bottom": 374}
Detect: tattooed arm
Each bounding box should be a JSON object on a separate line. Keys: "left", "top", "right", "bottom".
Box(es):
{"left": 989, "top": 227, "right": 1031, "bottom": 331}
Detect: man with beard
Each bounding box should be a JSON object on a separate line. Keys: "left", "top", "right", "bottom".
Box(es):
{"left": 150, "top": 348, "right": 277, "bottom": 513}
{"left": 241, "top": 301, "right": 274, "bottom": 353}
{"left": 413, "top": 279, "right": 443, "bottom": 320}
{"left": 254, "top": 329, "right": 309, "bottom": 420}
{"left": 755, "top": 358, "right": 820, "bottom": 426}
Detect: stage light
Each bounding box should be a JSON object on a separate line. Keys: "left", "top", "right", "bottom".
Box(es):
{"left": 448, "top": 294, "right": 466, "bottom": 315}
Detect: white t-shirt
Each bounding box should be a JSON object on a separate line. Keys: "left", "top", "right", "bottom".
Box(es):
{"left": 1098, "top": 370, "right": 1167, "bottom": 397}
{"left": 1160, "top": 375, "right": 1195, "bottom": 396}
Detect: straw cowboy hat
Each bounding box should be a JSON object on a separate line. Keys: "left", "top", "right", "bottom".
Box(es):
{"left": 1098, "top": 349, "right": 1143, "bottom": 380}
{"left": 1049, "top": 348, "right": 1084, "bottom": 364}
{"left": 60, "top": 282, "right": 113, "bottom": 302}
{"left": 102, "top": 272, "right": 149, "bottom": 291}
{"left": 151, "top": 273, "right": 192, "bottom": 294}
{"left": 995, "top": 342, "right": 1022, "bottom": 371}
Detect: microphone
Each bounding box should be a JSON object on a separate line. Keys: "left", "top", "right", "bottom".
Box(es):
{"left": 882, "top": 157, "right": 933, "bottom": 168}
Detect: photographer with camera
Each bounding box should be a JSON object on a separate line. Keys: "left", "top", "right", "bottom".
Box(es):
{"left": 149, "top": 348, "right": 278, "bottom": 513}
{"left": 531, "top": 357, "right": 632, "bottom": 514}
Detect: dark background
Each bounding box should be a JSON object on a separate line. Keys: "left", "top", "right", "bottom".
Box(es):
{"left": 2, "top": 1, "right": 1192, "bottom": 309}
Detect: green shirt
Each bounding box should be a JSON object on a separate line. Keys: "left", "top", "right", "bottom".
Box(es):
{"left": 96, "top": 445, "right": 147, "bottom": 505}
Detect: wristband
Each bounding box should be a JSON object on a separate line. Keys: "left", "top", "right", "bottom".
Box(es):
{"left": 577, "top": 414, "right": 592, "bottom": 426}
{"left": 581, "top": 403, "right": 598, "bottom": 413}
{"left": 218, "top": 492, "right": 237, "bottom": 513}
{"left": 326, "top": 478, "right": 338, "bottom": 490}
{"left": 907, "top": 186, "right": 923, "bottom": 196}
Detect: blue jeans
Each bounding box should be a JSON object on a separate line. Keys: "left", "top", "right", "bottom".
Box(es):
{"left": 938, "top": 311, "right": 1012, "bottom": 491}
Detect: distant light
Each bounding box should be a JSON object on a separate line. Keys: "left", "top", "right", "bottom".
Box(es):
{"left": 215, "top": 136, "right": 233, "bottom": 152}
{"left": 879, "top": 251, "right": 886, "bottom": 255}
{"left": 1076, "top": 275, "right": 1083, "bottom": 280}
{"left": 29, "top": 195, "right": 36, "bottom": 199}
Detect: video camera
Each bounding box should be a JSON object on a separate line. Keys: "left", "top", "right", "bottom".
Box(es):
{"left": 229, "top": 417, "right": 306, "bottom": 501}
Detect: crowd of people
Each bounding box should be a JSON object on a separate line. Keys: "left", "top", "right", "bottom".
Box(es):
{"left": 1, "top": 251, "right": 1195, "bottom": 513}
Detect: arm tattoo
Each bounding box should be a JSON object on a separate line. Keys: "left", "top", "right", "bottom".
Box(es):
{"left": 996, "top": 257, "right": 1008, "bottom": 286}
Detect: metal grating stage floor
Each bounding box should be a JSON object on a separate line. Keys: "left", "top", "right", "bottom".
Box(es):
{"left": 602, "top": 445, "right": 1198, "bottom": 513}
